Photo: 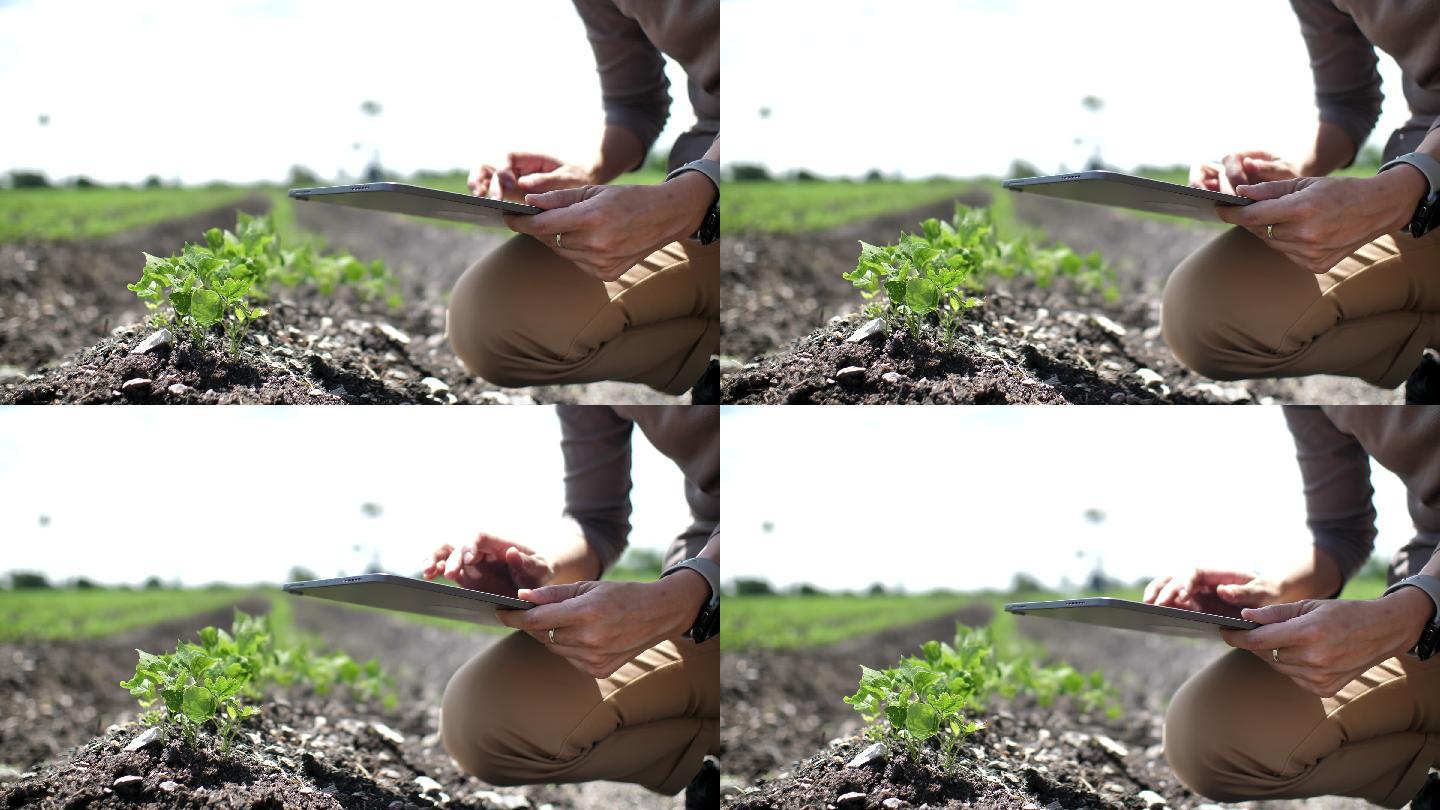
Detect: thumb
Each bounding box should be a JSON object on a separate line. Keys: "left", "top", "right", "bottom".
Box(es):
{"left": 1236, "top": 179, "right": 1301, "bottom": 201}
{"left": 1241, "top": 601, "right": 1310, "bottom": 625}
{"left": 515, "top": 172, "right": 570, "bottom": 194}
{"left": 1215, "top": 582, "right": 1268, "bottom": 606}
{"left": 524, "top": 187, "right": 589, "bottom": 211}
{"left": 505, "top": 547, "right": 551, "bottom": 586}
{"left": 1245, "top": 158, "right": 1294, "bottom": 181}
{"left": 518, "top": 582, "right": 587, "bottom": 605}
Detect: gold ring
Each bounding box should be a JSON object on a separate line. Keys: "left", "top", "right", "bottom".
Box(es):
{"left": 548, "top": 628, "right": 557, "bottom": 644}
{"left": 1271, "top": 648, "right": 1280, "bottom": 663}
{"left": 555, "top": 233, "right": 563, "bottom": 249}
{"left": 1266, "top": 224, "right": 1274, "bottom": 240}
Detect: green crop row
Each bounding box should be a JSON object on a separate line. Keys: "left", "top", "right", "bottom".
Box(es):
{"left": 725, "top": 179, "right": 981, "bottom": 234}
{"left": 0, "top": 588, "right": 254, "bottom": 642}
{"left": 0, "top": 187, "right": 251, "bottom": 244}
{"left": 722, "top": 593, "right": 978, "bottom": 651}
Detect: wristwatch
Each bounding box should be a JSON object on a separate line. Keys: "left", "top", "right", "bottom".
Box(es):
{"left": 665, "top": 159, "right": 720, "bottom": 245}
{"left": 1383, "top": 573, "right": 1440, "bottom": 660}
{"left": 660, "top": 556, "right": 720, "bottom": 643}
{"left": 1378, "top": 152, "right": 1440, "bottom": 238}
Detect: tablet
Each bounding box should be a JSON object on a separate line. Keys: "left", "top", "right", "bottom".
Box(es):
{"left": 283, "top": 573, "right": 533, "bottom": 626}
{"left": 1002, "top": 171, "right": 1252, "bottom": 222}
{"left": 289, "top": 182, "right": 541, "bottom": 226}
{"left": 1004, "top": 597, "right": 1259, "bottom": 639}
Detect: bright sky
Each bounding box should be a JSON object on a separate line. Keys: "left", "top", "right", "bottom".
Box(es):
{"left": 0, "top": 407, "right": 694, "bottom": 586}
{"left": 723, "top": 0, "right": 1412, "bottom": 178}
{"left": 722, "top": 407, "right": 1412, "bottom": 593}
{"left": 0, "top": 0, "right": 697, "bottom": 185}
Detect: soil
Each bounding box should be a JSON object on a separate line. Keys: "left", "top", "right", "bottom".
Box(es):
{"left": 1, "top": 199, "right": 679, "bottom": 405}
{"left": 720, "top": 193, "right": 1403, "bottom": 405}
{"left": 722, "top": 611, "right": 1376, "bottom": 810}
{"left": 0, "top": 597, "right": 676, "bottom": 809}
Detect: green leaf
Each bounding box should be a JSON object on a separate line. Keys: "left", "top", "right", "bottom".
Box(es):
{"left": 190, "top": 288, "right": 222, "bottom": 326}
{"left": 905, "top": 701, "right": 938, "bottom": 741}
{"left": 182, "top": 686, "right": 216, "bottom": 723}
{"left": 904, "top": 277, "right": 939, "bottom": 315}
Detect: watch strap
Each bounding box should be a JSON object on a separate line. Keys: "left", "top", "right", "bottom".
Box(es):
{"left": 1383, "top": 574, "right": 1440, "bottom": 659}
{"left": 665, "top": 159, "right": 721, "bottom": 197}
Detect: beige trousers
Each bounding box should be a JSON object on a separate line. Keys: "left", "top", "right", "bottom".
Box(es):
{"left": 1164, "top": 648, "right": 1440, "bottom": 807}
{"left": 1161, "top": 227, "right": 1440, "bottom": 388}
{"left": 439, "top": 632, "right": 720, "bottom": 796}
{"left": 446, "top": 235, "right": 720, "bottom": 395}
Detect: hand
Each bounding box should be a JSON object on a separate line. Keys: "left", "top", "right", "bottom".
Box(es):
{"left": 421, "top": 533, "right": 554, "bottom": 598}
{"left": 1189, "top": 149, "right": 1299, "bottom": 195}
{"left": 502, "top": 172, "right": 714, "bottom": 282}
{"left": 1217, "top": 168, "right": 1427, "bottom": 274}
{"left": 468, "top": 152, "right": 596, "bottom": 203}
{"left": 1144, "top": 568, "right": 1285, "bottom": 619}
{"left": 497, "top": 573, "right": 711, "bottom": 679}
{"left": 1220, "top": 588, "right": 1433, "bottom": 697}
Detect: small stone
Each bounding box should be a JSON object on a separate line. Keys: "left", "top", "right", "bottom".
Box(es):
{"left": 881, "top": 371, "right": 902, "bottom": 385}
{"left": 1089, "top": 314, "right": 1127, "bottom": 338}
{"left": 255, "top": 334, "right": 270, "bottom": 347}
{"left": 847, "top": 741, "right": 887, "bottom": 769}
{"left": 159, "top": 780, "right": 181, "bottom": 793}
{"left": 882, "top": 799, "right": 906, "bottom": 810}
{"left": 1137, "top": 789, "right": 1167, "bottom": 808}
{"left": 414, "top": 775, "right": 444, "bottom": 794}
{"left": 131, "top": 328, "right": 172, "bottom": 355}
{"left": 1134, "top": 368, "right": 1165, "bottom": 387}
{"left": 421, "top": 377, "right": 450, "bottom": 396}
{"left": 125, "top": 727, "right": 161, "bottom": 751}
{"left": 836, "top": 791, "right": 867, "bottom": 808}
{"left": 120, "top": 378, "right": 152, "bottom": 395}
{"left": 478, "top": 391, "right": 511, "bottom": 406}
{"left": 113, "top": 775, "right": 144, "bottom": 791}
{"left": 836, "top": 366, "right": 866, "bottom": 382}
{"left": 167, "top": 383, "right": 189, "bottom": 396}
{"left": 847, "top": 317, "right": 885, "bottom": 343}
{"left": 472, "top": 791, "right": 530, "bottom": 809}
{"left": 0, "top": 765, "right": 22, "bottom": 782}
{"left": 370, "top": 722, "right": 404, "bottom": 745}
{"left": 1109, "top": 392, "right": 1126, "bottom": 404}
{"left": 306, "top": 388, "right": 328, "bottom": 397}
{"left": 718, "top": 357, "right": 744, "bottom": 374}
{"left": 377, "top": 323, "right": 411, "bottom": 345}
{"left": 1094, "top": 735, "right": 1129, "bottom": 758}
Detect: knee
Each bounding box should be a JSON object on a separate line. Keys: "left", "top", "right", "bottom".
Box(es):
{"left": 1161, "top": 234, "right": 1257, "bottom": 381}
{"left": 1162, "top": 653, "right": 1271, "bottom": 802}
{"left": 446, "top": 251, "right": 533, "bottom": 388}
{"left": 440, "top": 643, "right": 531, "bottom": 786}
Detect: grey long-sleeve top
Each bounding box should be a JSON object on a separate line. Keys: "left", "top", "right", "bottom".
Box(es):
{"left": 557, "top": 405, "right": 719, "bottom": 574}
{"left": 1289, "top": 0, "right": 1440, "bottom": 158}
{"left": 572, "top": 0, "right": 719, "bottom": 171}
{"left": 1283, "top": 406, "right": 1440, "bottom": 586}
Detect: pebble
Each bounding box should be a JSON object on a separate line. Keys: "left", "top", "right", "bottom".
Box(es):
{"left": 472, "top": 791, "right": 530, "bottom": 809}
{"left": 414, "top": 775, "right": 444, "bottom": 794}
{"left": 421, "top": 377, "right": 450, "bottom": 395}
{"left": 124, "top": 727, "right": 161, "bottom": 751}
{"left": 835, "top": 366, "right": 866, "bottom": 382}
{"left": 131, "top": 328, "right": 172, "bottom": 355}
{"left": 377, "top": 323, "right": 411, "bottom": 345}
{"left": 847, "top": 741, "right": 887, "bottom": 768}
{"left": 159, "top": 780, "right": 181, "bottom": 793}
{"left": 1089, "top": 314, "right": 1128, "bottom": 338}
{"left": 1094, "top": 735, "right": 1129, "bottom": 758}
{"left": 478, "top": 391, "right": 512, "bottom": 406}
{"left": 1109, "top": 392, "right": 1126, "bottom": 404}
{"left": 113, "top": 775, "right": 144, "bottom": 790}
{"left": 167, "top": 383, "right": 190, "bottom": 397}
{"left": 836, "top": 792, "right": 867, "bottom": 809}
{"left": 881, "top": 371, "right": 902, "bottom": 385}
{"left": 1137, "top": 789, "right": 1167, "bottom": 808}
{"left": 120, "top": 377, "right": 152, "bottom": 395}
{"left": 882, "top": 799, "right": 906, "bottom": 809}
{"left": 370, "top": 722, "right": 405, "bottom": 745}
{"left": 847, "top": 317, "right": 885, "bottom": 343}
{"left": 718, "top": 357, "right": 745, "bottom": 374}
{"left": 1134, "top": 368, "right": 1165, "bottom": 387}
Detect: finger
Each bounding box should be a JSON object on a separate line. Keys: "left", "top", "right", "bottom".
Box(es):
{"left": 519, "top": 583, "right": 587, "bottom": 606}
{"left": 496, "top": 168, "right": 518, "bottom": 198}
{"left": 468, "top": 166, "right": 493, "bottom": 196}
{"left": 1221, "top": 197, "right": 1301, "bottom": 229}
{"left": 508, "top": 151, "right": 560, "bottom": 175}
{"left": 443, "top": 545, "right": 467, "bottom": 580}
{"left": 526, "top": 187, "right": 591, "bottom": 212}
{"left": 1230, "top": 616, "right": 1313, "bottom": 650}
{"left": 516, "top": 172, "right": 569, "bottom": 194}
{"left": 506, "top": 547, "right": 550, "bottom": 585}
{"left": 1155, "top": 576, "right": 1190, "bottom": 608}
{"left": 1245, "top": 158, "right": 1292, "bottom": 182}
{"left": 1242, "top": 602, "right": 1311, "bottom": 625}
{"left": 496, "top": 607, "right": 528, "bottom": 630}
{"left": 1216, "top": 582, "right": 1268, "bottom": 606}
{"left": 1236, "top": 179, "right": 1303, "bottom": 203}
{"left": 1143, "top": 576, "right": 1170, "bottom": 604}
{"left": 512, "top": 203, "right": 593, "bottom": 237}
{"left": 1187, "top": 164, "right": 1214, "bottom": 189}
{"left": 1222, "top": 154, "right": 1249, "bottom": 194}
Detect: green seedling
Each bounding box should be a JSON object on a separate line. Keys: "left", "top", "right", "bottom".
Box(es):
{"left": 843, "top": 205, "right": 1115, "bottom": 342}
{"left": 127, "top": 212, "right": 399, "bottom": 353}
{"left": 845, "top": 625, "right": 1117, "bottom": 770}
{"left": 121, "top": 610, "right": 393, "bottom": 750}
